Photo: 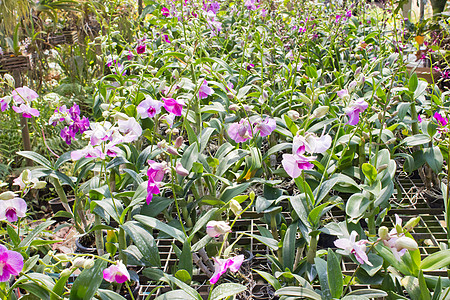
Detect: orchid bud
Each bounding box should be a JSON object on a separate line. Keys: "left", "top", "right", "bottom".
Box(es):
{"left": 378, "top": 226, "right": 389, "bottom": 240}
{"left": 206, "top": 221, "right": 232, "bottom": 237}
{"left": 167, "top": 146, "right": 179, "bottom": 156}
{"left": 60, "top": 269, "right": 72, "bottom": 277}
{"left": 0, "top": 191, "right": 17, "bottom": 200}
{"left": 249, "top": 191, "right": 255, "bottom": 201}
{"left": 174, "top": 136, "right": 184, "bottom": 148}
{"left": 73, "top": 257, "right": 86, "bottom": 268}
{"left": 113, "top": 112, "right": 129, "bottom": 121}
{"left": 172, "top": 128, "right": 179, "bottom": 135}
{"left": 312, "top": 106, "right": 329, "bottom": 119}
{"left": 175, "top": 162, "right": 189, "bottom": 176}
{"left": 348, "top": 80, "right": 358, "bottom": 93}
{"left": 395, "top": 237, "right": 418, "bottom": 252}
{"left": 55, "top": 254, "right": 69, "bottom": 261}
{"left": 404, "top": 217, "right": 420, "bottom": 231}
{"left": 287, "top": 110, "right": 300, "bottom": 120}
{"left": 83, "top": 259, "right": 95, "bottom": 269}
{"left": 229, "top": 104, "right": 239, "bottom": 111}
{"left": 229, "top": 199, "right": 243, "bottom": 216}
{"left": 32, "top": 180, "right": 47, "bottom": 189}
{"left": 227, "top": 92, "right": 235, "bottom": 99}
{"left": 157, "top": 140, "right": 168, "bottom": 149}
{"left": 172, "top": 69, "right": 180, "bottom": 80}
{"left": 4, "top": 74, "right": 14, "bottom": 86}
{"left": 355, "top": 67, "right": 361, "bottom": 76}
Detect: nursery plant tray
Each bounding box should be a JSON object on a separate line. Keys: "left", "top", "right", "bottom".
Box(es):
{"left": 0, "top": 54, "right": 31, "bottom": 72}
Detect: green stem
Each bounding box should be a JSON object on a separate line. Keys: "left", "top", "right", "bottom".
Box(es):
{"left": 118, "top": 227, "right": 127, "bottom": 264}
{"left": 94, "top": 214, "right": 105, "bottom": 256}
{"left": 306, "top": 232, "right": 319, "bottom": 264}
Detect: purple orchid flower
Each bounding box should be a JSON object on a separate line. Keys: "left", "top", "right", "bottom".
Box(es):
{"left": 163, "top": 97, "right": 185, "bottom": 116}
{"left": 0, "top": 244, "right": 24, "bottom": 282}
{"left": 228, "top": 119, "right": 253, "bottom": 143}
{"left": 198, "top": 80, "right": 214, "bottom": 99}
{"left": 137, "top": 98, "right": 164, "bottom": 119}
{"left": 0, "top": 198, "right": 27, "bottom": 222}
{"left": 103, "top": 261, "right": 130, "bottom": 283}
{"left": 344, "top": 98, "right": 369, "bottom": 125}
{"left": 210, "top": 255, "right": 244, "bottom": 284}
{"left": 281, "top": 153, "right": 315, "bottom": 178}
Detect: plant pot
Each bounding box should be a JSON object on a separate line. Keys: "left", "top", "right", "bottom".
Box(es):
{"left": 406, "top": 65, "right": 440, "bottom": 84}
{"left": 75, "top": 234, "right": 97, "bottom": 254}
{"left": 49, "top": 197, "right": 75, "bottom": 222}
{"left": 0, "top": 53, "right": 31, "bottom": 72}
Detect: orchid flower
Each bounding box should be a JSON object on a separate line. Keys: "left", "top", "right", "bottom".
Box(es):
{"left": 0, "top": 244, "right": 24, "bottom": 282}
{"left": 206, "top": 221, "right": 232, "bottom": 237}
{"left": 334, "top": 231, "right": 372, "bottom": 266}
{"left": 137, "top": 98, "right": 164, "bottom": 119}
{"left": 228, "top": 119, "right": 252, "bottom": 143}
{"left": 0, "top": 198, "right": 27, "bottom": 222}
{"left": 344, "top": 98, "right": 368, "bottom": 125}
{"left": 103, "top": 261, "right": 130, "bottom": 283}
{"left": 198, "top": 80, "right": 214, "bottom": 100}
{"left": 163, "top": 97, "right": 185, "bottom": 116}
{"left": 210, "top": 255, "right": 244, "bottom": 284}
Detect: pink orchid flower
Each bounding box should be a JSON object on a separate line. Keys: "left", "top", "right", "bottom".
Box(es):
{"left": 0, "top": 244, "right": 24, "bottom": 282}
{"left": 210, "top": 255, "right": 244, "bottom": 284}
{"left": 163, "top": 98, "right": 185, "bottom": 116}
{"left": 335, "top": 231, "right": 372, "bottom": 266}
{"left": 0, "top": 198, "right": 27, "bottom": 222}
{"left": 281, "top": 153, "right": 315, "bottom": 178}
{"left": 253, "top": 117, "right": 276, "bottom": 137}
{"left": 228, "top": 119, "right": 253, "bottom": 143}
{"left": 103, "top": 261, "right": 130, "bottom": 283}
{"left": 198, "top": 80, "right": 214, "bottom": 100}
{"left": 12, "top": 103, "right": 40, "bottom": 118}
{"left": 137, "top": 98, "right": 164, "bottom": 119}
{"left": 344, "top": 98, "right": 368, "bottom": 125}
{"left": 206, "top": 221, "right": 231, "bottom": 237}
{"left": 12, "top": 86, "right": 38, "bottom": 104}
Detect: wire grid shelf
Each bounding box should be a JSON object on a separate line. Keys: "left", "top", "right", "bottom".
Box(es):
{"left": 139, "top": 212, "right": 275, "bottom": 299}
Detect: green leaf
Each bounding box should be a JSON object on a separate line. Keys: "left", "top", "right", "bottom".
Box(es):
{"left": 191, "top": 235, "right": 213, "bottom": 252}
{"left": 315, "top": 257, "right": 332, "bottom": 300}
{"left": 98, "top": 289, "right": 126, "bottom": 300}
{"left": 7, "top": 224, "right": 20, "bottom": 247}
{"left": 424, "top": 146, "right": 443, "bottom": 174}
{"left": 18, "top": 220, "right": 55, "bottom": 249}
{"left": 420, "top": 249, "right": 450, "bottom": 270}
{"left": 219, "top": 182, "right": 251, "bottom": 202}
{"left": 69, "top": 256, "right": 108, "bottom": 300}
{"left": 409, "top": 73, "right": 418, "bottom": 93}
{"left": 121, "top": 221, "right": 161, "bottom": 267}
{"left": 18, "top": 151, "right": 53, "bottom": 170}
{"left": 210, "top": 283, "right": 247, "bottom": 300}
{"left": 253, "top": 270, "right": 282, "bottom": 290}
{"left": 166, "top": 275, "right": 202, "bottom": 300}
{"left": 178, "top": 242, "right": 193, "bottom": 278}
{"left": 243, "top": 233, "right": 279, "bottom": 250}
{"left": 327, "top": 249, "right": 343, "bottom": 299}
{"left": 345, "top": 194, "right": 370, "bottom": 221}
{"left": 361, "top": 253, "right": 383, "bottom": 277}
{"left": 51, "top": 270, "right": 73, "bottom": 300}
{"left": 345, "top": 289, "right": 388, "bottom": 298}
{"left": 154, "top": 290, "right": 196, "bottom": 300}
{"left": 134, "top": 215, "right": 186, "bottom": 242}
{"left": 403, "top": 134, "right": 431, "bottom": 146}
{"left": 282, "top": 223, "right": 297, "bottom": 271}
{"left": 275, "top": 287, "right": 322, "bottom": 300}
{"left": 175, "top": 269, "right": 191, "bottom": 284}
{"left": 188, "top": 208, "right": 218, "bottom": 242}
{"left": 23, "top": 255, "right": 39, "bottom": 273}
{"left": 362, "top": 163, "right": 377, "bottom": 184}
{"left": 418, "top": 270, "right": 432, "bottom": 300}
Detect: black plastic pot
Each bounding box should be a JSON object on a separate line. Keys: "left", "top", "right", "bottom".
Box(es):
{"left": 75, "top": 235, "right": 97, "bottom": 254}
{"left": 49, "top": 197, "right": 75, "bottom": 222}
